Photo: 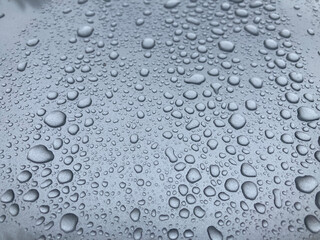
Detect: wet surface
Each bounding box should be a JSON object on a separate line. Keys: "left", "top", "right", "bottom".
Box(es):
{"left": 1, "top": 0, "right": 320, "bottom": 239}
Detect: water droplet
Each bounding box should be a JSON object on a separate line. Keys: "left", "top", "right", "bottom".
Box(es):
{"left": 1, "top": 189, "right": 15, "bottom": 203}
{"left": 186, "top": 168, "right": 202, "bottom": 183}
{"left": 77, "top": 25, "right": 94, "bottom": 37}
{"left": 228, "top": 113, "right": 246, "bottom": 130}
{"left": 295, "top": 175, "right": 318, "bottom": 194}
{"left": 218, "top": 40, "right": 235, "bottom": 52}
{"left": 185, "top": 74, "right": 206, "bottom": 85}
{"left": 27, "top": 145, "right": 54, "bottom": 164}
{"left": 44, "top": 111, "right": 66, "bottom": 128}
{"left": 141, "top": 38, "right": 155, "bottom": 49}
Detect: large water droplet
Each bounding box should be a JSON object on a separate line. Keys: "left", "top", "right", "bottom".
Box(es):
{"left": 27, "top": 145, "right": 54, "bottom": 164}
{"left": 77, "top": 25, "right": 94, "bottom": 37}
{"left": 60, "top": 213, "right": 78, "bottom": 233}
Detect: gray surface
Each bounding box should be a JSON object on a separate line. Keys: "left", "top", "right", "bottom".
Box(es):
{"left": 0, "top": 0, "right": 320, "bottom": 239}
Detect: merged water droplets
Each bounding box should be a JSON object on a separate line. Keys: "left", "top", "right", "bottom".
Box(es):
{"left": 295, "top": 175, "right": 318, "bottom": 194}
{"left": 27, "top": 145, "right": 54, "bottom": 164}
{"left": 185, "top": 73, "right": 206, "bottom": 85}
{"left": 297, "top": 107, "right": 320, "bottom": 122}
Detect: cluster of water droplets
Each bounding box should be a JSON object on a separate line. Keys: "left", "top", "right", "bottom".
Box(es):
{"left": 0, "top": 0, "right": 320, "bottom": 239}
